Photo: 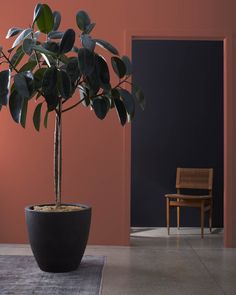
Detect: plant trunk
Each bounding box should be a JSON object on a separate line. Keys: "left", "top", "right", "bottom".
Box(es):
{"left": 54, "top": 100, "right": 62, "bottom": 208}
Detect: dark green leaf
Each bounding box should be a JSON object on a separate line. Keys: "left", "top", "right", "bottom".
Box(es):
{"left": 48, "top": 31, "right": 64, "bottom": 39}
{"left": 44, "top": 109, "right": 49, "bottom": 128}
{"left": 42, "top": 41, "right": 59, "bottom": 54}
{"left": 114, "top": 98, "right": 127, "bottom": 126}
{"left": 59, "top": 29, "right": 75, "bottom": 54}
{"left": 76, "top": 10, "right": 91, "bottom": 31}
{"left": 79, "top": 87, "right": 90, "bottom": 107}
{"left": 33, "top": 3, "right": 43, "bottom": 25}
{"left": 81, "top": 34, "right": 95, "bottom": 51}
{"left": 32, "top": 44, "right": 56, "bottom": 56}
{"left": 0, "top": 70, "right": 11, "bottom": 105}
{"left": 19, "top": 60, "right": 37, "bottom": 72}
{"left": 42, "top": 67, "right": 58, "bottom": 108}
{"left": 95, "top": 54, "right": 110, "bottom": 85}
{"left": 85, "top": 23, "right": 96, "bottom": 34}
{"left": 118, "top": 88, "right": 135, "bottom": 117}
{"left": 57, "top": 70, "right": 71, "bottom": 99}
{"left": 66, "top": 57, "right": 80, "bottom": 83}
{"left": 110, "top": 88, "right": 120, "bottom": 108}
{"left": 11, "top": 28, "right": 33, "bottom": 51}
{"left": 34, "top": 67, "right": 47, "bottom": 89}
{"left": 22, "top": 38, "right": 35, "bottom": 55}
{"left": 53, "top": 11, "right": 61, "bottom": 31}
{"left": 14, "top": 73, "right": 30, "bottom": 99}
{"left": 9, "top": 91, "right": 24, "bottom": 123}
{"left": 122, "top": 55, "right": 132, "bottom": 75}
{"left": 86, "top": 70, "right": 100, "bottom": 94}
{"left": 36, "top": 4, "right": 54, "bottom": 34}
{"left": 94, "top": 39, "right": 119, "bottom": 55}
{"left": 10, "top": 46, "right": 24, "bottom": 68}
{"left": 133, "top": 85, "right": 145, "bottom": 110}
{"left": 33, "top": 102, "right": 43, "bottom": 131}
{"left": 78, "top": 48, "right": 95, "bottom": 76}
{"left": 111, "top": 56, "right": 126, "bottom": 78}
{"left": 6, "top": 27, "right": 23, "bottom": 39}
{"left": 20, "top": 99, "right": 28, "bottom": 128}
{"left": 93, "top": 97, "right": 109, "bottom": 120}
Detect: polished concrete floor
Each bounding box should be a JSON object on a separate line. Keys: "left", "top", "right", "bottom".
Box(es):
{"left": 1, "top": 228, "right": 236, "bottom": 295}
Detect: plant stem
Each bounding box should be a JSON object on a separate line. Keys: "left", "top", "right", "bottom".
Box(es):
{"left": 54, "top": 99, "right": 62, "bottom": 208}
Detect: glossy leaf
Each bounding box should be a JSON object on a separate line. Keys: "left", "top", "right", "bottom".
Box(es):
{"left": 114, "top": 98, "right": 127, "bottom": 126}
{"left": 22, "top": 38, "right": 35, "bottom": 55}
{"left": 34, "top": 68, "right": 47, "bottom": 89}
{"left": 19, "top": 61, "right": 37, "bottom": 72}
{"left": 78, "top": 48, "right": 95, "bottom": 76}
{"left": 32, "top": 44, "right": 56, "bottom": 56}
{"left": 48, "top": 31, "right": 64, "bottom": 39}
{"left": 85, "top": 23, "right": 96, "bottom": 34}
{"left": 81, "top": 34, "right": 95, "bottom": 51}
{"left": 14, "top": 73, "right": 30, "bottom": 99}
{"left": 9, "top": 91, "right": 24, "bottom": 123}
{"left": 10, "top": 46, "right": 24, "bottom": 68}
{"left": 122, "top": 55, "right": 132, "bottom": 75}
{"left": 20, "top": 99, "right": 28, "bottom": 128}
{"left": 11, "top": 28, "right": 33, "bottom": 51}
{"left": 94, "top": 39, "right": 119, "bottom": 55}
{"left": 33, "top": 3, "right": 43, "bottom": 25}
{"left": 76, "top": 10, "right": 91, "bottom": 31}
{"left": 57, "top": 70, "right": 71, "bottom": 99}
{"left": 118, "top": 88, "right": 135, "bottom": 117}
{"left": 133, "top": 85, "right": 145, "bottom": 110}
{"left": 33, "top": 102, "right": 43, "bottom": 131}
{"left": 93, "top": 97, "right": 109, "bottom": 119}
{"left": 0, "top": 70, "right": 11, "bottom": 106}
{"left": 42, "top": 67, "right": 58, "bottom": 108}
{"left": 6, "top": 27, "right": 23, "bottom": 39}
{"left": 36, "top": 4, "right": 54, "bottom": 34}
{"left": 95, "top": 54, "right": 110, "bottom": 85}
{"left": 42, "top": 41, "right": 59, "bottom": 53}
{"left": 53, "top": 11, "right": 61, "bottom": 31}
{"left": 44, "top": 109, "right": 49, "bottom": 128}
{"left": 66, "top": 57, "right": 80, "bottom": 83}
{"left": 59, "top": 29, "right": 76, "bottom": 54}
{"left": 111, "top": 56, "right": 126, "bottom": 78}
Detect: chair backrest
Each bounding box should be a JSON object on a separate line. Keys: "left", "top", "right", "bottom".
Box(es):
{"left": 176, "top": 168, "right": 213, "bottom": 192}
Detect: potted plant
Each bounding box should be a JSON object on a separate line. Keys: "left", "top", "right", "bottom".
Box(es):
{"left": 0, "top": 3, "right": 145, "bottom": 272}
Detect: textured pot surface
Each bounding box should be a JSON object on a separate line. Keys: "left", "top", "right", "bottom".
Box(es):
{"left": 25, "top": 203, "right": 92, "bottom": 273}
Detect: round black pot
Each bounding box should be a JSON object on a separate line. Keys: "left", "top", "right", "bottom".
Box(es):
{"left": 25, "top": 203, "right": 91, "bottom": 273}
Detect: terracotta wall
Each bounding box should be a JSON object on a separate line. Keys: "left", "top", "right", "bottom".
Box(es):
{"left": 0, "top": 0, "right": 235, "bottom": 246}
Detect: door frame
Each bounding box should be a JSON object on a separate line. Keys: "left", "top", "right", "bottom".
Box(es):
{"left": 122, "top": 30, "right": 233, "bottom": 247}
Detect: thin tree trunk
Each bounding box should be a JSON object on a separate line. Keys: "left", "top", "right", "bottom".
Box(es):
{"left": 54, "top": 100, "right": 62, "bottom": 208}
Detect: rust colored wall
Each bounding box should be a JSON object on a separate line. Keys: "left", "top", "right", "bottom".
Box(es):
{"left": 0, "top": 0, "right": 235, "bottom": 246}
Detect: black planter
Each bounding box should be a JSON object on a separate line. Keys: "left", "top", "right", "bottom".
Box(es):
{"left": 25, "top": 203, "right": 92, "bottom": 273}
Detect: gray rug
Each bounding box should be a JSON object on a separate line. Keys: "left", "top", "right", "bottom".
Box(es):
{"left": 0, "top": 255, "right": 105, "bottom": 295}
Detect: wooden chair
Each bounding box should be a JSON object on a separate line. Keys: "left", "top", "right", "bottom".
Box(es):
{"left": 165, "top": 168, "right": 213, "bottom": 238}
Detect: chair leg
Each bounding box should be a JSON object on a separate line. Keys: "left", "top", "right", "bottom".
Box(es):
{"left": 177, "top": 206, "right": 180, "bottom": 230}
{"left": 209, "top": 199, "right": 212, "bottom": 233}
{"left": 201, "top": 200, "right": 204, "bottom": 238}
{"left": 166, "top": 198, "right": 170, "bottom": 235}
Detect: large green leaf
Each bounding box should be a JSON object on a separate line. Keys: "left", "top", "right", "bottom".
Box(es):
{"left": 121, "top": 56, "right": 132, "bottom": 75}
{"left": 33, "top": 102, "right": 43, "bottom": 131}
{"left": 48, "top": 31, "right": 64, "bottom": 39}
{"left": 42, "top": 41, "right": 59, "bottom": 54}
{"left": 22, "top": 38, "right": 36, "bottom": 55}
{"left": 66, "top": 57, "right": 80, "bottom": 83}
{"left": 42, "top": 67, "right": 58, "bottom": 108}
{"left": 34, "top": 67, "right": 47, "bottom": 89}
{"left": 33, "top": 3, "right": 43, "bottom": 25}
{"left": 57, "top": 70, "right": 71, "bottom": 99}
{"left": 78, "top": 48, "right": 95, "bottom": 76}
{"left": 93, "top": 97, "right": 110, "bottom": 120}
{"left": 94, "top": 39, "right": 119, "bottom": 55}
{"left": 76, "top": 10, "right": 91, "bottom": 31}
{"left": 9, "top": 91, "right": 24, "bottom": 123}
{"left": 32, "top": 44, "right": 56, "bottom": 56}
{"left": 10, "top": 28, "right": 33, "bottom": 51}
{"left": 111, "top": 56, "right": 126, "bottom": 79}
{"left": 10, "top": 46, "right": 24, "bottom": 68}
{"left": 114, "top": 98, "right": 127, "bottom": 126}
{"left": 19, "top": 60, "right": 37, "bottom": 72}
{"left": 0, "top": 70, "right": 11, "bottom": 105}
{"left": 59, "top": 29, "right": 75, "bottom": 54}
{"left": 84, "top": 23, "right": 96, "bottom": 34}
{"left": 81, "top": 34, "right": 95, "bottom": 51}
{"left": 20, "top": 99, "right": 28, "bottom": 128}
{"left": 6, "top": 27, "right": 23, "bottom": 39}
{"left": 118, "top": 88, "right": 135, "bottom": 117}
{"left": 95, "top": 54, "right": 110, "bottom": 85}
{"left": 53, "top": 11, "right": 61, "bottom": 31}
{"left": 14, "top": 73, "right": 30, "bottom": 99}
{"left": 36, "top": 4, "right": 54, "bottom": 34}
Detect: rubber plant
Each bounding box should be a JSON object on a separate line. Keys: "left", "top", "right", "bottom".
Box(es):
{"left": 0, "top": 3, "right": 145, "bottom": 210}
